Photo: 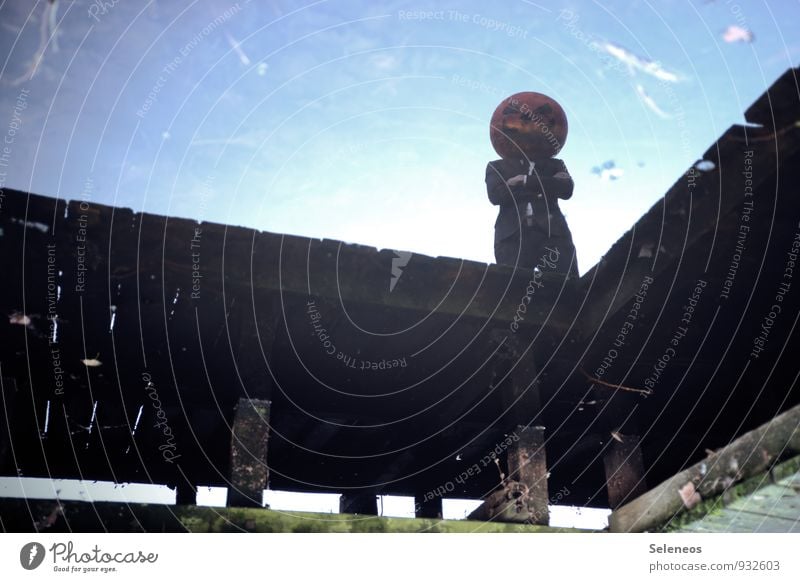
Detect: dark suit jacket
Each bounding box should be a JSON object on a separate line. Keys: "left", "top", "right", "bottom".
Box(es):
{"left": 486, "top": 157, "right": 574, "bottom": 242}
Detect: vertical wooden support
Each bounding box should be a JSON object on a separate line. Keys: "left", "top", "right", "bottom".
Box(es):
{"left": 227, "top": 398, "right": 271, "bottom": 508}
{"left": 469, "top": 333, "right": 550, "bottom": 524}
{"left": 230, "top": 294, "right": 279, "bottom": 402}
{"left": 339, "top": 493, "right": 378, "bottom": 515}
{"left": 495, "top": 332, "right": 542, "bottom": 425}
{"left": 501, "top": 334, "right": 549, "bottom": 524}
{"left": 0, "top": 377, "right": 18, "bottom": 474}
{"left": 507, "top": 425, "right": 549, "bottom": 524}
{"left": 603, "top": 434, "right": 647, "bottom": 509}
{"left": 414, "top": 493, "right": 442, "bottom": 519}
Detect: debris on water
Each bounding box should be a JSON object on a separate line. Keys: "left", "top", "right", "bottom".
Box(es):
{"left": 591, "top": 160, "right": 624, "bottom": 181}
{"left": 694, "top": 159, "right": 716, "bottom": 172}
{"left": 722, "top": 25, "right": 753, "bottom": 43}
{"left": 9, "top": 312, "right": 32, "bottom": 326}
{"left": 81, "top": 353, "right": 102, "bottom": 367}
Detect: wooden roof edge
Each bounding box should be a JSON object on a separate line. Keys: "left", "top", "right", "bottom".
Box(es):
{"left": 744, "top": 66, "right": 800, "bottom": 127}
{"left": 573, "top": 69, "right": 800, "bottom": 337}
{"left": 2, "top": 187, "right": 578, "bottom": 327}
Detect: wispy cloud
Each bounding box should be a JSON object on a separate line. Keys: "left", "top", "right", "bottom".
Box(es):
{"left": 595, "top": 41, "right": 681, "bottom": 82}
{"left": 635, "top": 84, "right": 671, "bottom": 118}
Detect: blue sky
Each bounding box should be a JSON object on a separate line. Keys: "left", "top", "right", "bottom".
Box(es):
{"left": 1, "top": 0, "right": 798, "bottom": 273}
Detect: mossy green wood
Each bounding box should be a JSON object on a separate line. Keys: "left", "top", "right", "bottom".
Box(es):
{"left": 0, "top": 499, "right": 597, "bottom": 533}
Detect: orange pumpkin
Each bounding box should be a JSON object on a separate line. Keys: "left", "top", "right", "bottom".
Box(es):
{"left": 490, "top": 92, "right": 568, "bottom": 160}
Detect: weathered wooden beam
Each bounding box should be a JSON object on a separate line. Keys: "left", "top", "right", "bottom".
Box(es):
{"left": 497, "top": 333, "right": 542, "bottom": 425}
{"left": 43, "top": 190, "right": 569, "bottom": 330}
{"left": 603, "top": 434, "right": 646, "bottom": 509}
{"left": 339, "top": 492, "right": 378, "bottom": 515}
{"left": 507, "top": 425, "right": 549, "bottom": 524}
{"left": 610, "top": 403, "right": 800, "bottom": 532}
{"left": 0, "top": 498, "right": 594, "bottom": 533}
{"left": 227, "top": 398, "right": 271, "bottom": 508}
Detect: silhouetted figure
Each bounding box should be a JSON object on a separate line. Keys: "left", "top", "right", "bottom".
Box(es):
{"left": 486, "top": 156, "right": 578, "bottom": 278}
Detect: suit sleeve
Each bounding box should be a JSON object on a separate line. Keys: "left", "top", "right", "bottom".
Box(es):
{"left": 523, "top": 158, "right": 574, "bottom": 200}
{"left": 486, "top": 161, "right": 534, "bottom": 206}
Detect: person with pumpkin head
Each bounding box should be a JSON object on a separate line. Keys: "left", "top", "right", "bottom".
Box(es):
{"left": 486, "top": 92, "right": 579, "bottom": 279}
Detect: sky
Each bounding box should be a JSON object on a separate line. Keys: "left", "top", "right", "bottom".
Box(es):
{"left": 1, "top": 0, "right": 798, "bottom": 273}
{"left": 1, "top": 0, "right": 798, "bottom": 523}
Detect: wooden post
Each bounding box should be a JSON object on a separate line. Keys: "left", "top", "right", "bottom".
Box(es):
{"left": 414, "top": 493, "right": 442, "bottom": 519}
{"left": 339, "top": 492, "right": 378, "bottom": 515}
{"left": 469, "top": 333, "right": 550, "bottom": 524}
{"left": 0, "top": 377, "right": 18, "bottom": 474}
{"left": 493, "top": 331, "right": 542, "bottom": 425}
{"left": 507, "top": 425, "right": 549, "bottom": 525}
{"left": 467, "top": 425, "right": 550, "bottom": 524}
{"left": 229, "top": 295, "right": 279, "bottom": 402}
{"left": 227, "top": 398, "right": 271, "bottom": 508}
{"left": 603, "top": 434, "right": 647, "bottom": 509}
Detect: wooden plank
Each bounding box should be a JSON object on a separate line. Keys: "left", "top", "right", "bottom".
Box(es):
{"left": 684, "top": 510, "right": 800, "bottom": 533}
{"left": 728, "top": 485, "right": 800, "bottom": 521}
{"left": 779, "top": 472, "right": 800, "bottom": 490}
{"left": 38, "top": 186, "right": 568, "bottom": 329}
{"left": 227, "top": 398, "right": 271, "bottom": 507}
{"left": 610, "top": 403, "right": 800, "bottom": 532}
